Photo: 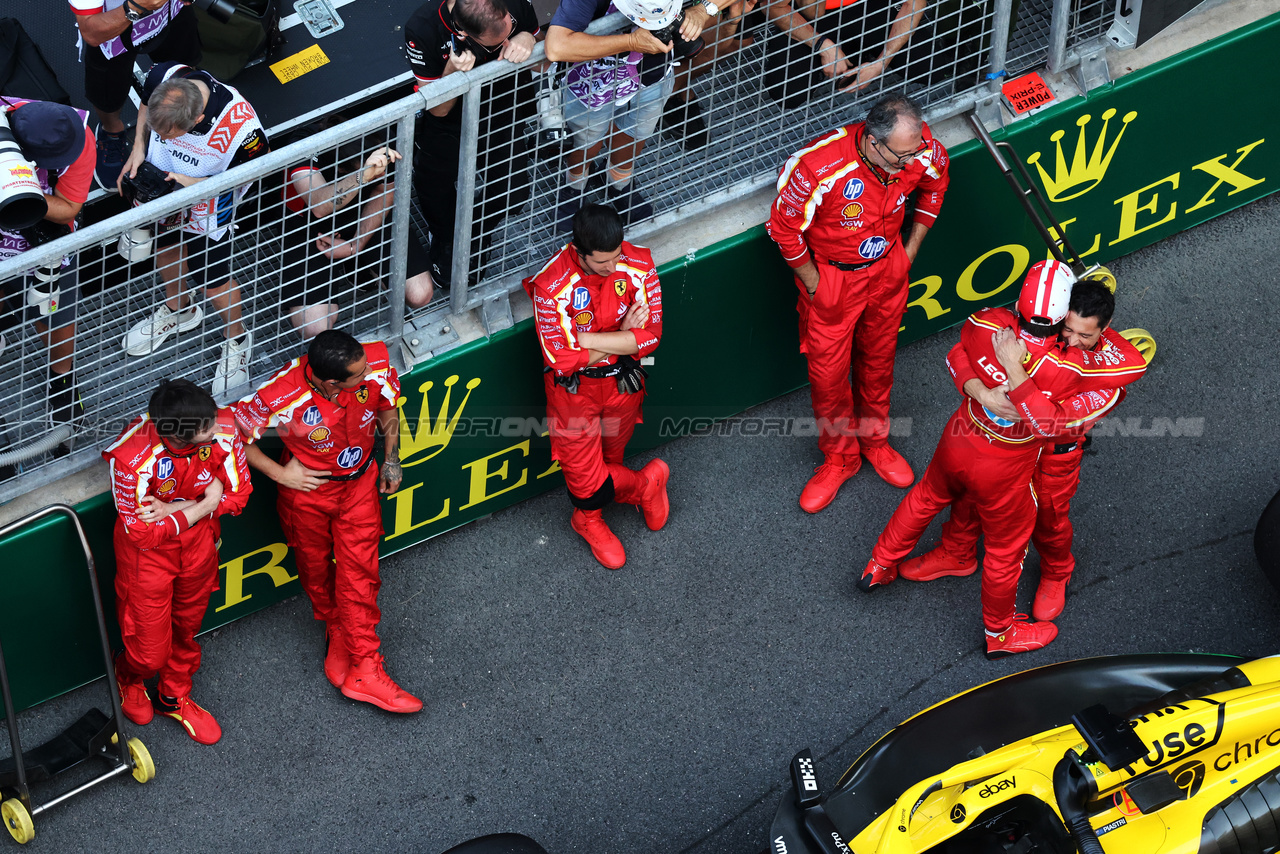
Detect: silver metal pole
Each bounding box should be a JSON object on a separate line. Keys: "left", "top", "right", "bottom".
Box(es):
{"left": 387, "top": 114, "right": 415, "bottom": 342}
{"left": 1047, "top": 0, "right": 1072, "bottom": 73}
{"left": 450, "top": 89, "right": 481, "bottom": 317}
{"left": 989, "top": 0, "right": 1014, "bottom": 87}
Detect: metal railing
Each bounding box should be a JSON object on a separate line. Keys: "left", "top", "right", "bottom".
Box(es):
{"left": 0, "top": 0, "right": 1118, "bottom": 500}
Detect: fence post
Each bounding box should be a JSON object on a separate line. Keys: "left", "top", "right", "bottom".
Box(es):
{"left": 1047, "top": 0, "right": 1072, "bottom": 72}
{"left": 989, "top": 0, "right": 1013, "bottom": 88}
{"left": 388, "top": 113, "right": 415, "bottom": 342}
{"left": 450, "top": 85, "right": 481, "bottom": 316}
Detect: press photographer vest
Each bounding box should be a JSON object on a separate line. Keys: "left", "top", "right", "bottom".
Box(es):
{"left": 144, "top": 65, "right": 262, "bottom": 241}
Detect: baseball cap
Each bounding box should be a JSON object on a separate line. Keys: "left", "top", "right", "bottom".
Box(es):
{"left": 8, "top": 102, "right": 86, "bottom": 171}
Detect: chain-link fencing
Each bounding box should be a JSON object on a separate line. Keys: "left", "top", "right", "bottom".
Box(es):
{"left": 0, "top": 0, "right": 1121, "bottom": 500}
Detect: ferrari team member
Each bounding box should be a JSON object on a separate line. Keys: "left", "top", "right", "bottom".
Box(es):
{"left": 900, "top": 279, "right": 1144, "bottom": 622}
{"left": 234, "top": 330, "right": 422, "bottom": 713}
{"left": 523, "top": 203, "right": 669, "bottom": 570}
{"left": 859, "top": 261, "right": 1147, "bottom": 659}
{"left": 768, "top": 94, "right": 949, "bottom": 513}
{"left": 104, "top": 378, "right": 252, "bottom": 745}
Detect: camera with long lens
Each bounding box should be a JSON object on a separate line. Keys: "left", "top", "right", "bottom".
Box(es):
{"left": 190, "top": 0, "right": 238, "bottom": 24}
{"left": 0, "top": 109, "right": 49, "bottom": 231}
{"left": 15, "top": 219, "right": 73, "bottom": 316}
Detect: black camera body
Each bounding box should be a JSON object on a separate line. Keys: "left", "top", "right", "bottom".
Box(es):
{"left": 650, "top": 13, "right": 704, "bottom": 59}
{"left": 190, "top": 0, "right": 238, "bottom": 23}
{"left": 120, "top": 161, "right": 176, "bottom": 207}
{"left": 18, "top": 218, "right": 73, "bottom": 248}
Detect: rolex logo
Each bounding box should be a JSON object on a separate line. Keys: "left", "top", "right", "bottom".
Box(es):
{"left": 1027, "top": 108, "right": 1137, "bottom": 202}
{"left": 398, "top": 374, "right": 481, "bottom": 467}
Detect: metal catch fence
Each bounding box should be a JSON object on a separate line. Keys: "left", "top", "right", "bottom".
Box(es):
{"left": 0, "top": 0, "right": 1118, "bottom": 501}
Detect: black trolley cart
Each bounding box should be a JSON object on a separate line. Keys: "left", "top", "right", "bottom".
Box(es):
{"left": 0, "top": 504, "right": 154, "bottom": 845}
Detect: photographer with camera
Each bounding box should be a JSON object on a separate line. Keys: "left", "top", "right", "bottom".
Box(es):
{"left": 405, "top": 0, "right": 539, "bottom": 291}
{"left": 0, "top": 99, "right": 96, "bottom": 454}
{"left": 71, "top": 0, "right": 203, "bottom": 190}
{"left": 117, "top": 62, "right": 269, "bottom": 397}
{"left": 546, "top": 0, "right": 708, "bottom": 229}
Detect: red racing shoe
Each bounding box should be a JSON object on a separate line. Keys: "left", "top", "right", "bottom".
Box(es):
{"left": 115, "top": 661, "right": 153, "bottom": 726}
{"left": 984, "top": 615, "right": 1058, "bottom": 660}
{"left": 639, "top": 459, "right": 671, "bottom": 531}
{"left": 799, "top": 456, "right": 861, "bottom": 514}
{"left": 342, "top": 655, "right": 423, "bottom": 713}
{"left": 156, "top": 694, "right": 222, "bottom": 745}
{"left": 900, "top": 547, "right": 978, "bottom": 582}
{"left": 862, "top": 445, "right": 914, "bottom": 488}
{"left": 324, "top": 624, "right": 350, "bottom": 688}
{"left": 857, "top": 559, "right": 898, "bottom": 592}
{"left": 1032, "top": 579, "right": 1068, "bottom": 621}
{"left": 571, "top": 509, "right": 626, "bottom": 569}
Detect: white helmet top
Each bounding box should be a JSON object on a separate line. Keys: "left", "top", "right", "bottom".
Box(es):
{"left": 611, "top": 0, "right": 682, "bottom": 31}
{"left": 1017, "top": 259, "right": 1076, "bottom": 327}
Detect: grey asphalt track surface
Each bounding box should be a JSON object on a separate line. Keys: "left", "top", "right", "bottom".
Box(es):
{"left": 10, "top": 192, "right": 1280, "bottom": 854}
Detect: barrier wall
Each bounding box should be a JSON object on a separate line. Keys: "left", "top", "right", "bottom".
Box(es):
{"left": 2, "top": 10, "right": 1277, "bottom": 715}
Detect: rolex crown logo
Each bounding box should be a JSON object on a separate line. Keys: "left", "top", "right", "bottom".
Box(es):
{"left": 1027, "top": 108, "right": 1137, "bottom": 202}
{"left": 398, "top": 374, "right": 482, "bottom": 467}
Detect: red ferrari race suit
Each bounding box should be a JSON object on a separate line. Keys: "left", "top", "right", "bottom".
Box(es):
{"left": 104, "top": 411, "right": 251, "bottom": 697}
{"left": 870, "top": 307, "right": 1146, "bottom": 630}
{"left": 234, "top": 342, "right": 399, "bottom": 661}
{"left": 935, "top": 325, "right": 1147, "bottom": 582}
{"left": 767, "top": 122, "right": 949, "bottom": 458}
{"left": 522, "top": 241, "right": 662, "bottom": 508}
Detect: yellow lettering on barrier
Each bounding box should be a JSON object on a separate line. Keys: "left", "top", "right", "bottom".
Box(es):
{"left": 905, "top": 275, "right": 951, "bottom": 321}
{"left": 460, "top": 441, "right": 530, "bottom": 510}
{"left": 217, "top": 543, "right": 296, "bottom": 611}
{"left": 956, "top": 244, "right": 1029, "bottom": 302}
{"left": 1185, "top": 140, "right": 1266, "bottom": 214}
{"left": 399, "top": 375, "right": 482, "bottom": 468}
{"left": 536, "top": 430, "right": 561, "bottom": 479}
{"left": 1048, "top": 218, "right": 1101, "bottom": 260}
{"left": 1111, "top": 174, "right": 1179, "bottom": 245}
{"left": 384, "top": 483, "right": 450, "bottom": 541}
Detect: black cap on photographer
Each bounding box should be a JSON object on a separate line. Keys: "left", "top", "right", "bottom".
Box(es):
{"left": 8, "top": 102, "right": 86, "bottom": 172}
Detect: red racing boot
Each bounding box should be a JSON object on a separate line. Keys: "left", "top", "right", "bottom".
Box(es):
{"left": 857, "top": 558, "right": 898, "bottom": 592}
{"left": 639, "top": 459, "right": 671, "bottom": 531}
{"left": 115, "top": 659, "right": 153, "bottom": 726}
{"left": 324, "top": 624, "right": 350, "bottom": 688}
{"left": 799, "top": 455, "right": 861, "bottom": 514}
{"left": 1032, "top": 579, "right": 1068, "bottom": 621}
{"left": 984, "top": 615, "right": 1058, "bottom": 660}
{"left": 155, "top": 694, "right": 222, "bottom": 744}
{"left": 570, "top": 508, "right": 626, "bottom": 569}
{"left": 862, "top": 445, "right": 914, "bottom": 488}
{"left": 899, "top": 547, "right": 978, "bottom": 582}
{"left": 342, "top": 655, "right": 424, "bottom": 713}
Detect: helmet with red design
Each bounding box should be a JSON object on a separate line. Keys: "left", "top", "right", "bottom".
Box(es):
{"left": 1017, "top": 259, "right": 1075, "bottom": 337}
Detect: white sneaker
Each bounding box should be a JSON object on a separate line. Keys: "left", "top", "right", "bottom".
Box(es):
{"left": 211, "top": 331, "right": 253, "bottom": 397}
{"left": 122, "top": 303, "right": 204, "bottom": 356}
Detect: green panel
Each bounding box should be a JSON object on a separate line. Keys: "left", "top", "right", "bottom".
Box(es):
{"left": 2, "top": 10, "right": 1278, "bottom": 715}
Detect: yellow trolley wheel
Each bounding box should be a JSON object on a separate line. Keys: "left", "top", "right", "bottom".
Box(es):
{"left": 1119, "top": 328, "right": 1157, "bottom": 364}
{"left": 1, "top": 798, "right": 34, "bottom": 845}
{"left": 1083, "top": 264, "right": 1118, "bottom": 293}
{"left": 127, "top": 737, "right": 156, "bottom": 784}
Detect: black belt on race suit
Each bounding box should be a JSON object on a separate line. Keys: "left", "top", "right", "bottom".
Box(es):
{"left": 1052, "top": 435, "right": 1093, "bottom": 455}
{"left": 323, "top": 451, "right": 376, "bottom": 481}
{"left": 814, "top": 240, "right": 898, "bottom": 272}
